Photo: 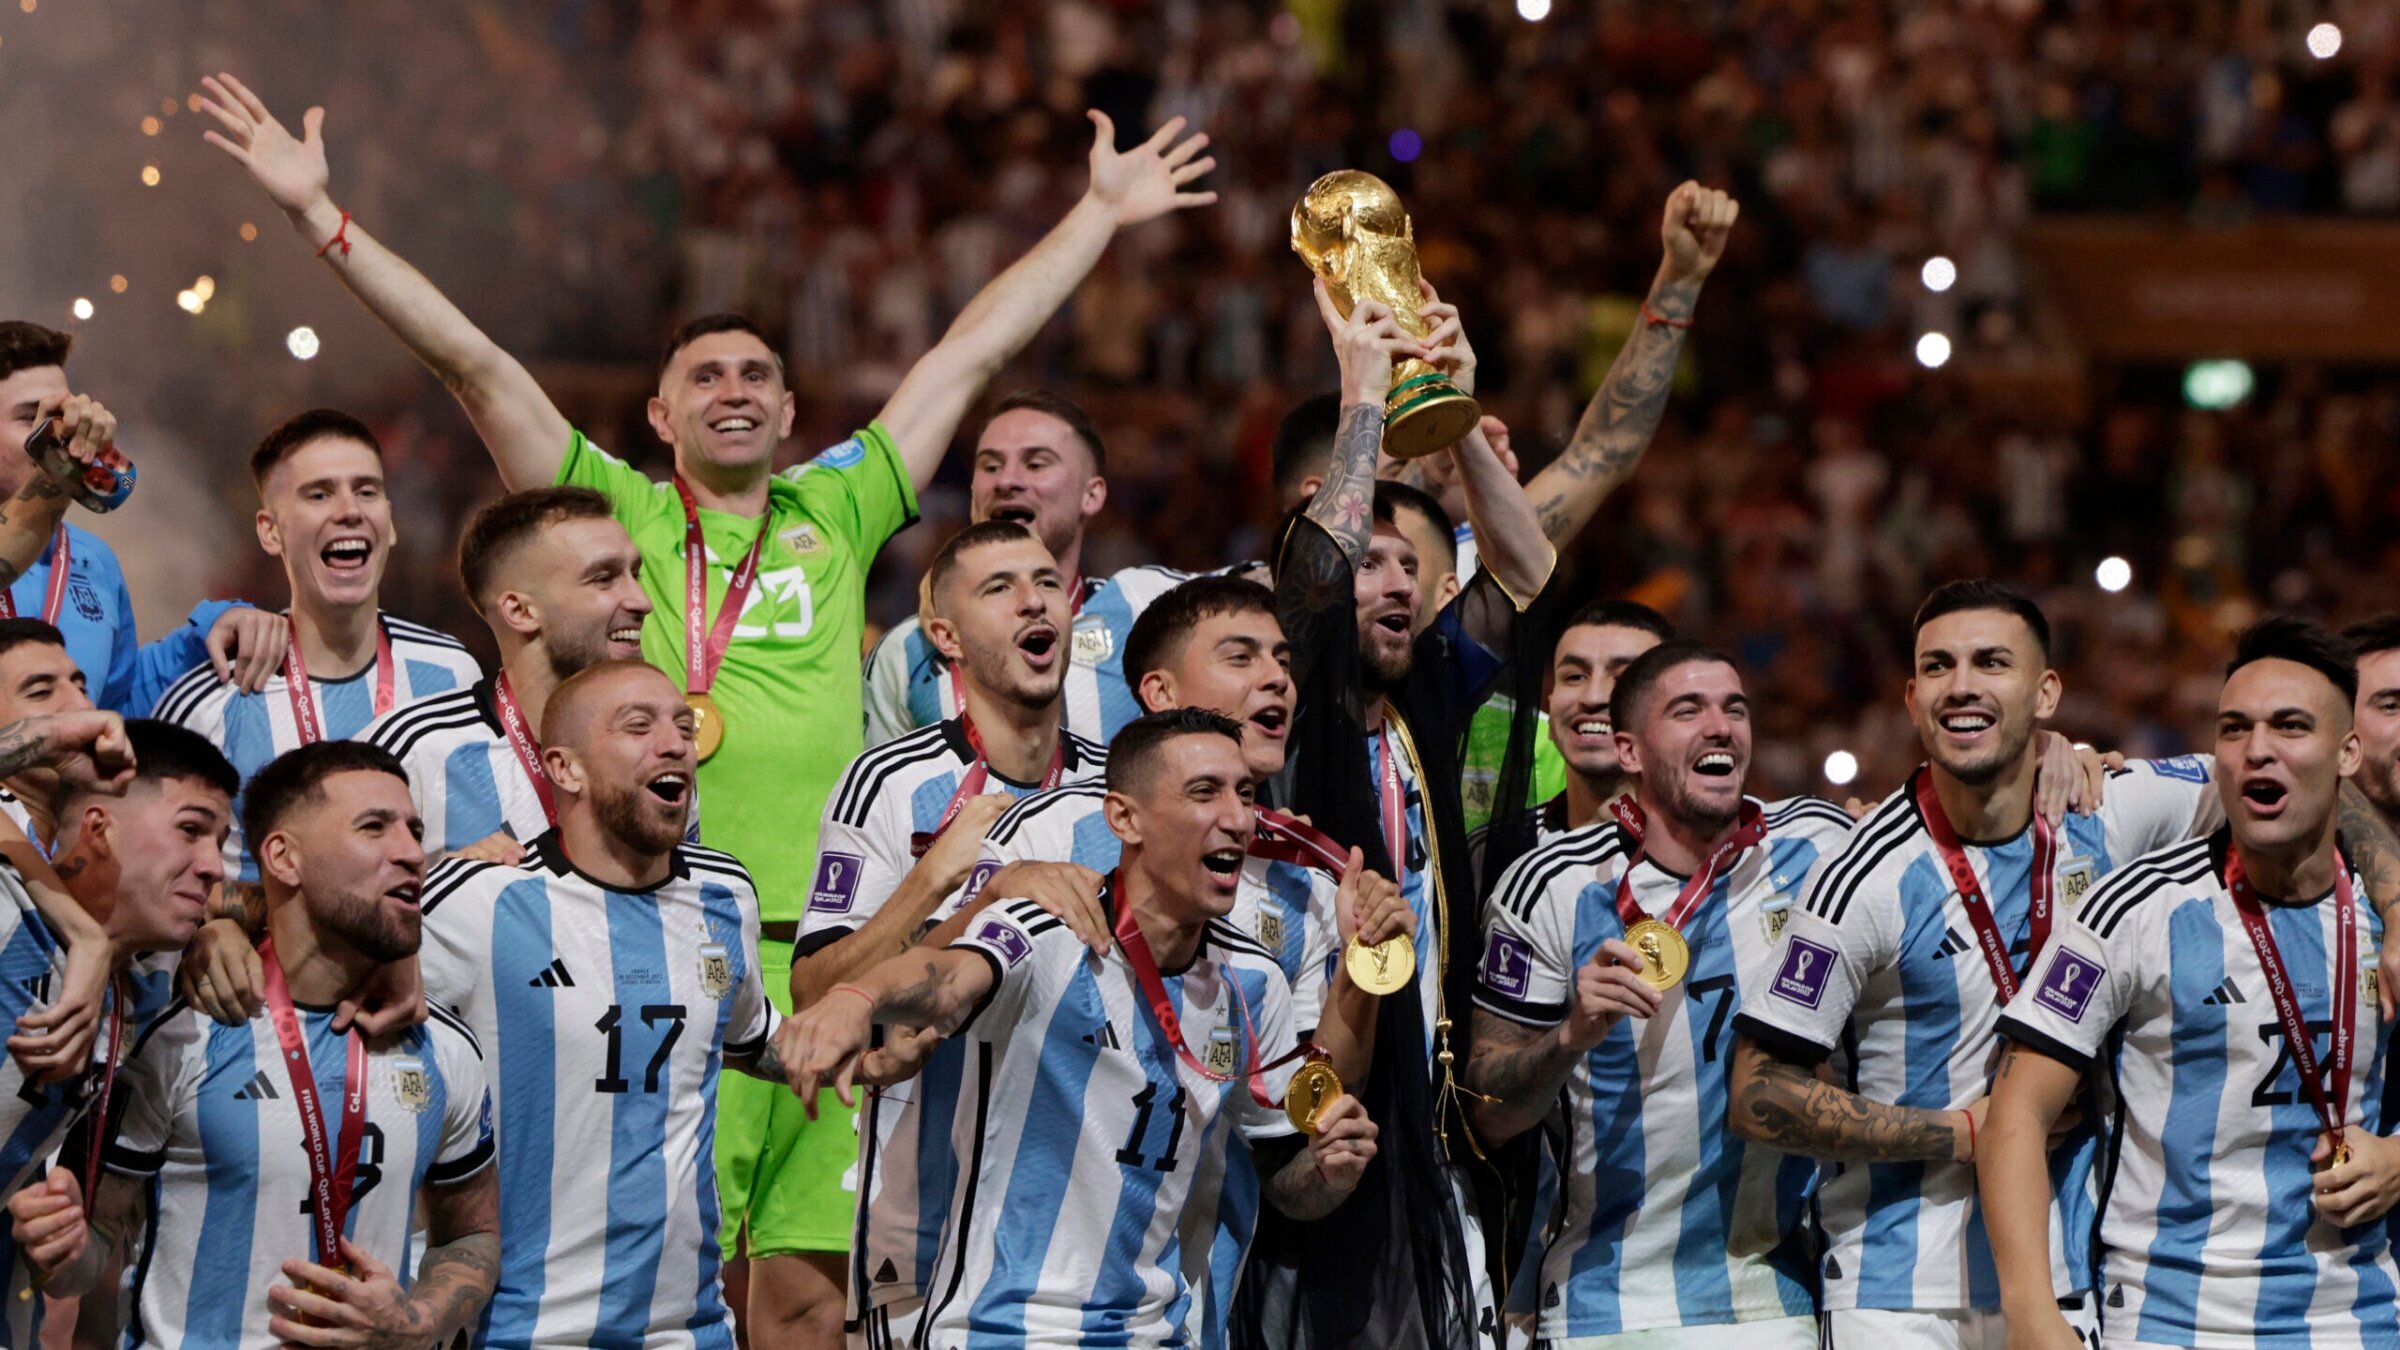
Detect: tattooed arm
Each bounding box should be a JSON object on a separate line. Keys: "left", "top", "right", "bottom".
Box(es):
{"left": 771, "top": 946, "right": 999, "bottom": 1116}
{"left": 0, "top": 472, "right": 70, "bottom": 592}
{"left": 404, "top": 1164, "right": 503, "bottom": 1343}
{"left": 1464, "top": 1013, "right": 1584, "bottom": 1145}
{"left": 1978, "top": 1040, "right": 2085, "bottom": 1345}
{"left": 2339, "top": 780, "right": 2400, "bottom": 1021}
{"left": 1305, "top": 281, "right": 1426, "bottom": 568}
{"left": 1726, "top": 1033, "right": 1976, "bottom": 1163}
{"left": 1523, "top": 183, "right": 1738, "bottom": 545}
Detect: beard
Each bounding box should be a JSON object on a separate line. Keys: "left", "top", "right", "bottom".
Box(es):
{"left": 547, "top": 624, "right": 615, "bottom": 682}
{"left": 961, "top": 642, "right": 1065, "bottom": 713}
{"left": 594, "top": 778, "right": 688, "bottom": 856}
{"left": 1654, "top": 764, "right": 1743, "bottom": 833}
{"left": 2358, "top": 755, "right": 2400, "bottom": 823}
{"left": 1360, "top": 629, "right": 1413, "bottom": 690}
{"left": 314, "top": 885, "right": 421, "bottom": 963}
{"left": 1927, "top": 718, "right": 2036, "bottom": 786}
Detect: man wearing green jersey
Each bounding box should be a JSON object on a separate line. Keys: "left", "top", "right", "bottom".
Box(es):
{"left": 201, "top": 70, "right": 1216, "bottom": 1347}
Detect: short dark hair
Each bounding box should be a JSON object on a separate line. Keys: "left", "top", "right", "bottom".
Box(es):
{"left": 1912, "top": 579, "right": 2051, "bottom": 662}
{"left": 0, "top": 618, "right": 68, "bottom": 664}
{"left": 113, "top": 719, "right": 240, "bottom": 800}
{"left": 658, "top": 313, "right": 781, "bottom": 379}
{"left": 240, "top": 740, "right": 410, "bottom": 859}
{"left": 1123, "top": 577, "right": 1279, "bottom": 702}
{"left": 250, "top": 408, "right": 383, "bottom": 490}
{"left": 0, "top": 322, "right": 71, "bottom": 383}
{"left": 1269, "top": 394, "right": 1342, "bottom": 501}
{"left": 457, "top": 486, "right": 618, "bottom": 615}
{"left": 925, "top": 519, "right": 1041, "bottom": 609}
{"left": 989, "top": 389, "right": 1106, "bottom": 474}
{"left": 1610, "top": 637, "right": 1740, "bottom": 733}
{"left": 1375, "top": 480, "right": 1456, "bottom": 574}
{"left": 1562, "top": 598, "right": 1676, "bottom": 644}
{"left": 1106, "top": 707, "right": 1245, "bottom": 798}
{"left": 2342, "top": 613, "right": 2400, "bottom": 661}
{"left": 2228, "top": 615, "right": 2358, "bottom": 707}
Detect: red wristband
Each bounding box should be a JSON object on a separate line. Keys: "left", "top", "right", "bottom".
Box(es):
{"left": 315, "top": 210, "right": 353, "bottom": 259}
{"left": 1641, "top": 301, "right": 1693, "bottom": 330}
{"left": 828, "top": 984, "right": 876, "bottom": 1012}
{"left": 1962, "top": 1107, "right": 1977, "bottom": 1163}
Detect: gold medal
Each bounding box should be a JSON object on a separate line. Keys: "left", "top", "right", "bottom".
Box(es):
{"left": 1623, "top": 918, "right": 1689, "bottom": 991}
{"left": 1345, "top": 932, "right": 1415, "bottom": 996}
{"left": 1285, "top": 1057, "right": 1344, "bottom": 1134}
{"left": 2334, "top": 1142, "right": 2353, "bottom": 1168}
{"left": 687, "top": 691, "right": 726, "bottom": 761}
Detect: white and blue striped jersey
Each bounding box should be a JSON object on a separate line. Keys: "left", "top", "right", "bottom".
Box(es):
{"left": 154, "top": 614, "right": 481, "bottom": 881}
{"left": 1734, "top": 755, "right": 2220, "bottom": 1313}
{"left": 862, "top": 567, "right": 1197, "bottom": 748}
{"left": 972, "top": 783, "right": 1340, "bottom": 1349}
{"left": 1475, "top": 797, "right": 1854, "bottom": 1338}
{"left": 0, "top": 868, "right": 118, "bottom": 1345}
{"left": 417, "top": 834, "right": 774, "bottom": 1350}
{"left": 103, "top": 999, "right": 493, "bottom": 1350}
{"left": 927, "top": 896, "right": 1302, "bottom": 1346}
{"left": 793, "top": 721, "right": 1103, "bottom": 1324}
{"left": 2001, "top": 835, "right": 2398, "bottom": 1349}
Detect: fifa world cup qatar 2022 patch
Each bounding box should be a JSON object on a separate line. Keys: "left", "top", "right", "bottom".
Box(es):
{"left": 1770, "top": 937, "right": 1836, "bottom": 1009}
{"left": 976, "top": 920, "right": 1032, "bottom": 967}
{"left": 810, "top": 851, "right": 864, "bottom": 914}
{"left": 2035, "top": 950, "right": 2105, "bottom": 1023}
{"left": 1480, "top": 931, "right": 1533, "bottom": 1000}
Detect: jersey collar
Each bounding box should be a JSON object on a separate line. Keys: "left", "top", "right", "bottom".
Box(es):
{"left": 524, "top": 826, "right": 692, "bottom": 891}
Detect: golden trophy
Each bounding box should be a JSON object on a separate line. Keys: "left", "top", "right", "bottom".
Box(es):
{"left": 1291, "top": 170, "right": 1481, "bottom": 459}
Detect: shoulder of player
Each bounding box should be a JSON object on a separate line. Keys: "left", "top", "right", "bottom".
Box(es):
{"left": 1797, "top": 790, "right": 1925, "bottom": 924}
{"left": 1062, "top": 729, "right": 1108, "bottom": 773}
{"left": 1093, "top": 563, "right": 1197, "bottom": 604}
{"left": 679, "top": 843, "right": 758, "bottom": 894}
{"left": 989, "top": 782, "right": 1106, "bottom": 846}
{"left": 381, "top": 614, "right": 475, "bottom": 657}
{"left": 420, "top": 998, "right": 485, "bottom": 1062}
{"left": 828, "top": 722, "right": 960, "bottom": 826}
{"left": 1490, "top": 822, "right": 1626, "bottom": 924}
{"left": 125, "top": 996, "right": 202, "bottom": 1062}
{"left": 1204, "top": 917, "right": 1285, "bottom": 971}
{"left": 154, "top": 660, "right": 233, "bottom": 726}
{"left": 420, "top": 855, "right": 523, "bottom": 918}
{"left": 362, "top": 686, "right": 487, "bottom": 757}
{"left": 2078, "top": 835, "right": 2218, "bottom": 940}
{"left": 1761, "top": 795, "right": 1858, "bottom": 842}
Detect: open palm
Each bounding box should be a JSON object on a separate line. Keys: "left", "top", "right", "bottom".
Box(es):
{"left": 1084, "top": 110, "right": 1217, "bottom": 227}
{"left": 195, "top": 72, "right": 330, "bottom": 217}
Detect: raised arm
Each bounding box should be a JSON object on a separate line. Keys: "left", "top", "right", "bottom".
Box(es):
{"left": 196, "top": 73, "right": 571, "bottom": 490}
{"left": 1977, "top": 1042, "right": 2088, "bottom": 1350}
{"left": 1522, "top": 182, "right": 1738, "bottom": 544}
{"left": 1305, "top": 284, "right": 1424, "bottom": 567}
{"left": 877, "top": 111, "right": 1216, "bottom": 490}
{"left": 1726, "top": 1032, "right": 1975, "bottom": 1163}
{"left": 0, "top": 394, "right": 96, "bottom": 591}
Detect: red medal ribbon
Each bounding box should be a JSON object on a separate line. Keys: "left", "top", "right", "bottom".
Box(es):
{"left": 2227, "top": 849, "right": 2359, "bottom": 1153}
{"left": 78, "top": 976, "right": 125, "bottom": 1211}
{"left": 0, "top": 527, "right": 70, "bottom": 625}
{"left": 1607, "top": 797, "right": 1768, "bottom": 931}
{"left": 492, "top": 672, "right": 557, "bottom": 827}
{"left": 911, "top": 715, "right": 1068, "bottom": 857}
{"left": 259, "top": 938, "right": 368, "bottom": 1266}
{"left": 282, "top": 620, "right": 396, "bottom": 745}
{"left": 1914, "top": 768, "right": 2056, "bottom": 1003}
{"left": 674, "top": 477, "right": 769, "bottom": 699}
{"left": 1249, "top": 808, "right": 1349, "bottom": 875}
{"left": 1109, "top": 873, "right": 1318, "bottom": 1111}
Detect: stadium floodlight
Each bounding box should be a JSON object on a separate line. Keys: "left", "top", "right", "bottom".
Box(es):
{"left": 1921, "top": 256, "right": 1957, "bottom": 292}
{"left": 71, "top": 298, "right": 93, "bottom": 321}
{"left": 2307, "top": 23, "right": 2342, "bottom": 59}
{"left": 287, "top": 327, "right": 321, "bottom": 361}
{"left": 2095, "top": 556, "right": 2132, "bottom": 593}
{"left": 1915, "top": 332, "right": 1952, "bottom": 369}
{"left": 1824, "top": 751, "right": 1859, "bottom": 787}
{"left": 1517, "top": 0, "right": 1550, "bottom": 19}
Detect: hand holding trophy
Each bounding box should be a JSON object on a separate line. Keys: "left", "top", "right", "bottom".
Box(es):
{"left": 1292, "top": 171, "right": 1481, "bottom": 459}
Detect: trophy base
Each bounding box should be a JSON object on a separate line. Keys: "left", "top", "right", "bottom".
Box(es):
{"left": 1381, "top": 376, "right": 1481, "bottom": 460}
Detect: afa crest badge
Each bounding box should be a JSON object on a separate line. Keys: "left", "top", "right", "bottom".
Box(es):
{"left": 698, "top": 942, "right": 734, "bottom": 998}
{"left": 1256, "top": 911, "right": 1285, "bottom": 951}
{"left": 1206, "top": 1026, "right": 1239, "bottom": 1076}
{"left": 1071, "top": 614, "right": 1112, "bottom": 667}
{"left": 391, "top": 1057, "right": 432, "bottom": 1114}
{"left": 2060, "top": 858, "right": 2096, "bottom": 908}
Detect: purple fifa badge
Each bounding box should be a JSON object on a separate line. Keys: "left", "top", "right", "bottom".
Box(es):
{"left": 2035, "top": 950, "right": 2104, "bottom": 1023}
{"left": 808, "top": 851, "right": 864, "bottom": 915}
{"left": 962, "top": 859, "right": 1000, "bottom": 904}
{"left": 1480, "top": 932, "right": 1534, "bottom": 1000}
{"left": 1771, "top": 937, "right": 1836, "bottom": 1009}
{"left": 976, "top": 920, "right": 1032, "bottom": 967}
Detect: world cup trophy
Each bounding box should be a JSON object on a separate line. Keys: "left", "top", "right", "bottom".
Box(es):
{"left": 1291, "top": 170, "right": 1481, "bottom": 459}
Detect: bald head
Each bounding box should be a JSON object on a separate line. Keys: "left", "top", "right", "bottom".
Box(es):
{"left": 541, "top": 659, "right": 687, "bottom": 751}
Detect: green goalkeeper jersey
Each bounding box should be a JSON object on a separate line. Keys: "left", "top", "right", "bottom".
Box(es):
{"left": 560, "top": 424, "right": 916, "bottom": 921}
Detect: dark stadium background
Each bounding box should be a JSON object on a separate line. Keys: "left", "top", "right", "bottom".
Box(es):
{"left": 5, "top": 0, "right": 2396, "bottom": 799}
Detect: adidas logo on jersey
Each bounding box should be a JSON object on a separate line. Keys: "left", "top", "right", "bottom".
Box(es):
{"left": 16, "top": 972, "right": 50, "bottom": 1003}
{"left": 2202, "top": 977, "right": 2246, "bottom": 1006}
{"left": 1081, "top": 1023, "right": 1122, "bottom": 1051}
{"left": 529, "top": 958, "right": 576, "bottom": 988}
{"left": 232, "top": 1070, "right": 280, "bottom": 1101}
{"left": 1934, "top": 929, "right": 1972, "bottom": 959}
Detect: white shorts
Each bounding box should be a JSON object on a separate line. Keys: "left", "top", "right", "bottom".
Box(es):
{"left": 1542, "top": 1314, "right": 1819, "bottom": 1349}
{"left": 1824, "top": 1300, "right": 2099, "bottom": 1350}
{"left": 849, "top": 1299, "right": 921, "bottom": 1350}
